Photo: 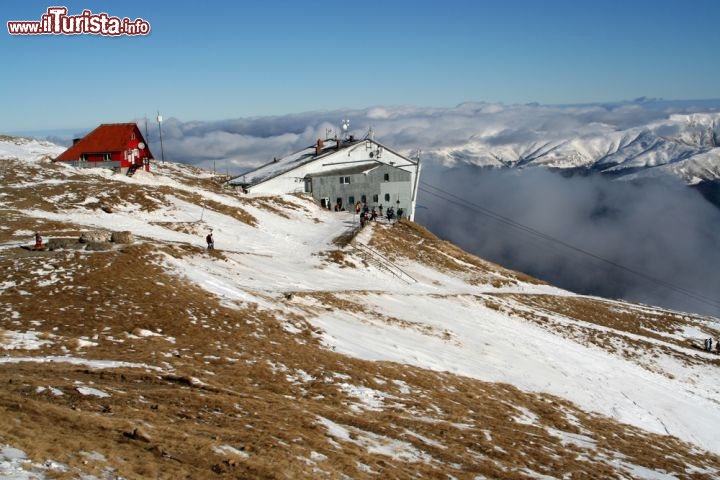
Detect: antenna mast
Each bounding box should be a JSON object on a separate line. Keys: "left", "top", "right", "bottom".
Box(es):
{"left": 156, "top": 111, "right": 165, "bottom": 163}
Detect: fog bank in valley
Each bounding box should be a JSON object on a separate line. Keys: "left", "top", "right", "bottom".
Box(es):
{"left": 416, "top": 165, "right": 720, "bottom": 317}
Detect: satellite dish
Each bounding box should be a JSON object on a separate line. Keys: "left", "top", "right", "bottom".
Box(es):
{"left": 138, "top": 142, "right": 145, "bottom": 149}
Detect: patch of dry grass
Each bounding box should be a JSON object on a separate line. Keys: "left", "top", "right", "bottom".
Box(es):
{"left": 316, "top": 249, "right": 356, "bottom": 268}
{"left": 369, "top": 220, "right": 544, "bottom": 287}
{"left": 168, "top": 190, "right": 258, "bottom": 226}
{"left": 253, "top": 195, "right": 313, "bottom": 217}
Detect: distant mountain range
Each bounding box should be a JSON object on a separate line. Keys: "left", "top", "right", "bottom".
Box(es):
{"left": 407, "top": 108, "right": 720, "bottom": 212}
{"left": 427, "top": 112, "right": 720, "bottom": 185}
{"left": 26, "top": 100, "right": 720, "bottom": 204}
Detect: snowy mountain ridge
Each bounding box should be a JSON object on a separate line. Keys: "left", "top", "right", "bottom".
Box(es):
{"left": 1, "top": 137, "right": 720, "bottom": 479}
{"left": 429, "top": 112, "right": 720, "bottom": 185}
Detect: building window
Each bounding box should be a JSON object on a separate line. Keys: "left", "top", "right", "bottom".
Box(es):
{"left": 348, "top": 196, "right": 355, "bottom": 205}
{"left": 384, "top": 193, "right": 390, "bottom": 202}
{"left": 131, "top": 132, "right": 135, "bottom": 140}
{"left": 384, "top": 173, "right": 390, "bottom": 181}
{"left": 361, "top": 195, "right": 367, "bottom": 204}
{"left": 104, "top": 153, "right": 111, "bottom": 161}
{"left": 373, "top": 194, "right": 378, "bottom": 203}
{"left": 340, "top": 176, "right": 350, "bottom": 184}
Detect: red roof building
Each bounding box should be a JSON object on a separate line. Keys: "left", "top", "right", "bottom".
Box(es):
{"left": 55, "top": 123, "right": 153, "bottom": 174}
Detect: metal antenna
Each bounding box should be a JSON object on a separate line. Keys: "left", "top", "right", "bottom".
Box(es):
{"left": 157, "top": 110, "right": 165, "bottom": 163}
{"left": 365, "top": 125, "right": 374, "bottom": 140}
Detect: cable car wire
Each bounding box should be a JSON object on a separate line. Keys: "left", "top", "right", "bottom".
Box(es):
{"left": 419, "top": 180, "right": 720, "bottom": 312}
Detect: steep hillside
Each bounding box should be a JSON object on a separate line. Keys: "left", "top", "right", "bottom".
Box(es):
{"left": 1, "top": 137, "right": 720, "bottom": 479}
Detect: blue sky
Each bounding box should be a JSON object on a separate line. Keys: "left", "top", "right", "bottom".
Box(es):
{"left": 3, "top": 0, "right": 720, "bottom": 132}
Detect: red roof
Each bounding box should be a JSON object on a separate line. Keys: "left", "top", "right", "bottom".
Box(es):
{"left": 55, "top": 123, "right": 150, "bottom": 161}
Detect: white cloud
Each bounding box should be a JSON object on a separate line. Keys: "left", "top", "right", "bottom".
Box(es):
{"left": 40, "top": 100, "right": 720, "bottom": 177}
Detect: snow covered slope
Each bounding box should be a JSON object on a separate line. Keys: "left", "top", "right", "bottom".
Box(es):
{"left": 1, "top": 137, "right": 720, "bottom": 479}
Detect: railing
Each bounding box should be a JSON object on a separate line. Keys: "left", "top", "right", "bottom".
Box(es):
{"left": 347, "top": 235, "right": 417, "bottom": 285}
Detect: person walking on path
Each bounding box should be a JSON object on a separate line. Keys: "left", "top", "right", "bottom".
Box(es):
{"left": 206, "top": 232, "right": 214, "bottom": 250}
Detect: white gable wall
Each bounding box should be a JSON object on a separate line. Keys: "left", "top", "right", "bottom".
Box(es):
{"left": 245, "top": 161, "right": 321, "bottom": 195}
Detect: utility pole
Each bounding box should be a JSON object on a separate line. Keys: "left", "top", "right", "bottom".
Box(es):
{"left": 157, "top": 111, "right": 165, "bottom": 163}
{"left": 410, "top": 149, "right": 421, "bottom": 221}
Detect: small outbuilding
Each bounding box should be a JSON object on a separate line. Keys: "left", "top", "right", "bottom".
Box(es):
{"left": 55, "top": 123, "right": 153, "bottom": 175}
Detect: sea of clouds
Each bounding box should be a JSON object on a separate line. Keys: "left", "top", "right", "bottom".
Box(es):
{"left": 417, "top": 165, "right": 720, "bottom": 317}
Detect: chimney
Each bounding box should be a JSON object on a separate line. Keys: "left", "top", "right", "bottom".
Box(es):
{"left": 315, "top": 138, "right": 324, "bottom": 156}
{"left": 72, "top": 138, "right": 81, "bottom": 145}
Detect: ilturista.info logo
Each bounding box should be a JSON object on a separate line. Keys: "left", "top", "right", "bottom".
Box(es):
{"left": 7, "top": 7, "right": 150, "bottom": 36}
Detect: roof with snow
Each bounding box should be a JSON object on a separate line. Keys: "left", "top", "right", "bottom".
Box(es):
{"left": 229, "top": 137, "right": 416, "bottom": 187}
{"left": 309, "top": 163, "right": 381, "bottom": 177}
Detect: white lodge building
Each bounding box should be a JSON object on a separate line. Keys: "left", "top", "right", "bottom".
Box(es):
{"left": 228, "top": 135, "right": 421, "bottom": 220}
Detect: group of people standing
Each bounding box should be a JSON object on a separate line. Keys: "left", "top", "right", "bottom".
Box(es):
{"left": 703, "top": 337, "right": 719, "bottom": 353}
{"left": 357, "top": 202, "right": 404, "bottom": 227}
